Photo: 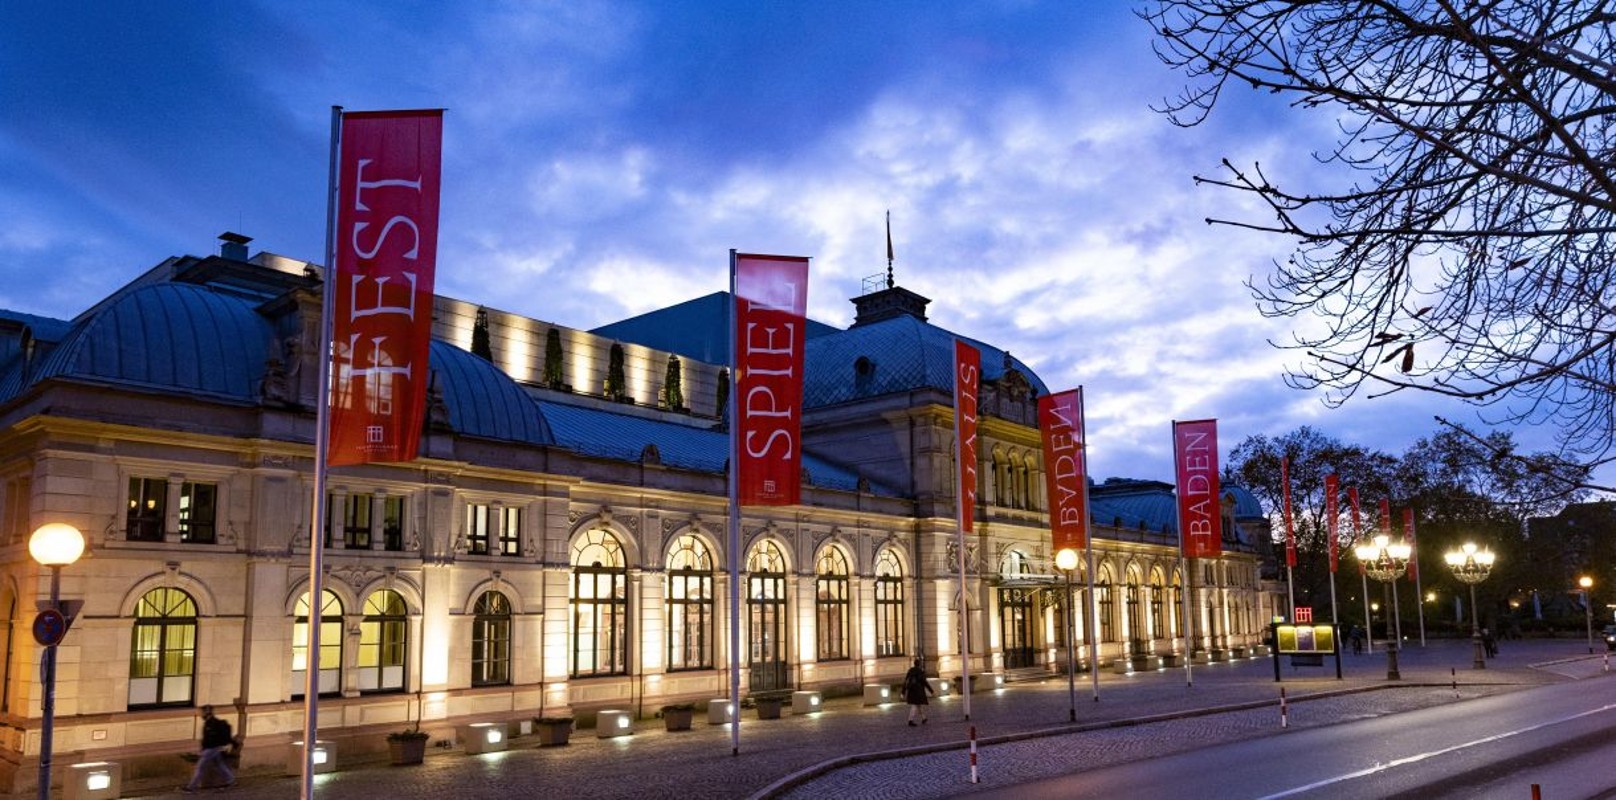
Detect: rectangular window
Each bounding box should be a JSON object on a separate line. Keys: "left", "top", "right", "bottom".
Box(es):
{"left": 382, "top": 496, "right": 405, "bottom": 551}
{"left": 498, "top": 507, "right": 521, "bottom": 556}
{"left": 667, "top": 572, "right": 712, "bottom": 670}
{"left": 466, "top": 504, "right": 491, "bottom": 555}
{"left": 126, "top": 478, "right": 166, "bottom": 542}
{"left": 344, "top": 494, "right": 372, "bottom": 549}
{"left": 815, "top": 575, "right": 849, "bottom": 661}
{"left": 874, "top": 577, "right": 904, "bottom": 657}
{"left": 177, "top": 482, "right": 217, "bottom": 544}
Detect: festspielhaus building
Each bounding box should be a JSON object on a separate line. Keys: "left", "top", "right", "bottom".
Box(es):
{"left": 0, "top": 234, "right": 1279, "bottom": 789}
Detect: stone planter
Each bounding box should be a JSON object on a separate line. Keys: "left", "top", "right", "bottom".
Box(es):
{"left": 533, "top": 718, "right": 573, "bottom": 747}
{"left": 662, "top": 706, "right": 694, "bottom": 731}
{"left": 387, "top": 734, "right": 428, "bottom": 766}
{"left": 753, "top": 697, "right": 783, "bottom": 720}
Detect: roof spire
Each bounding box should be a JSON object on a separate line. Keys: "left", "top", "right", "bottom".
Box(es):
{"left": 885, "top": 209, "right": 895, "bottom": 289}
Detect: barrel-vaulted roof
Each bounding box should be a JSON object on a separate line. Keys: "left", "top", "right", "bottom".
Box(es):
{"left": 430, "top": 341, "right": 553, "bottom": 445}
{"left": 803, "top": 314, "right": 1048, "bottom": 408}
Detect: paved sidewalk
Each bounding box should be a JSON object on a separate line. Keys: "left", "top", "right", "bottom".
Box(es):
{"left": 123, "top": 638, "right": 1608, "bottom": 799}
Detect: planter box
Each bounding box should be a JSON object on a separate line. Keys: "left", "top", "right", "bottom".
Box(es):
{"left": 533, "top": 719, "right": 573, "bottom": 746}
{"left": 707, "top": 700, "right": 735, "bottom": 725}
{"left": 861, "top": 684, "right": 893, "bottom": 706}
{"left": 387, "top": 735, "right": 428, "bottom": 766}
{"left": 662, "top": 708, "right": 694, "bottom": 731}
{"left": 460, "top": 722, "right": 508, "bottom": 754}
{"left": 753, "top": 697, "right": 783, "bottom": 720}
{"left": 597, "top": 709, "right": 634, "bottom": 738}
{"left": 789, "top": 690, "right": 822, "bottom": 715}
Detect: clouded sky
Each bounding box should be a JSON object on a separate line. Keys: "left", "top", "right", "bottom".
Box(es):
{"left": 0, "top": 1, "right": 1563, "bottom": 484}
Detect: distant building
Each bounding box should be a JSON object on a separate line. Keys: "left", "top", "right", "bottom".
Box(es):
{"left": 0, "top": 234, "right": 1277, "bottom": 789}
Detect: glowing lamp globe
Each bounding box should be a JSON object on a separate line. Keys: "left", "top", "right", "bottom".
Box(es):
{"left": 1055, "top": 548, "right": 1079, "bottom": 572}
{"left": 29, "top": 523, "right": 85, "bottom": 568}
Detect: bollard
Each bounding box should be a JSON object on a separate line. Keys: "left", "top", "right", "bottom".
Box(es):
{"left": 1604, "top": 652, "right": 1609, "bottom": 673}
{"left": 1532, "top": 784, "right": 1541, "bottom": 800}
{"left": 1279, "top": 687, "right": 1288, "bottom": 729}
{"left": 968, "top": 725, "right": 979, "bottom": 784}
{"left": 1451, "top": 667, "right": 1458, "bottom": 699}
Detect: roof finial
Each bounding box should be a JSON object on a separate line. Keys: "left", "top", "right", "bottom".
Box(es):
{"left": 885, "top": 210, "right": 895, "bottom": 289}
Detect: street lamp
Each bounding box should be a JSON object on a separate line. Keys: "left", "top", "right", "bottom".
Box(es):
{"left": 1355, "top": 534, "right": 1411, "bottom": 680}
{"left": 29, "top": 522, "right": 85, "bottom": 800}
{"left": 1055, "top": 548, "right": 1080, "bottom": 723}
{"left": 1579, "top": 576, "right": 1594, "bottom": 654}
{"left": 1443, "top": 542, "right": 1496, "bottom": 670}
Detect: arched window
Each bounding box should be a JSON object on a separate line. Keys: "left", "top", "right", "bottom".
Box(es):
{"left": 472, "top": 591, "right": 511, "bottom": 686}
{"left": 1097, "top": 567, "right": 1116, "bottom": 643}
{"left": 747, "top": 540, "right": 789, "bottom": 692}
{"left": 667, "top": 535, "right": 713, "bottom": 671}
{"left": 571, "top": 529, "right": 627, "bottom": 677}
{"left": 358, "top": 590, "right": 407, "bottom": 693}
{"left": 874, "top": 548, "right": 905, "bottom": 657}
{"left": 1150, "top": 570, "right": 1166, "bottom": 641}
{"left": 815, "top": 546, "right": 851, "bottom": 661}
{"left": 129, "top": 588, "right": 197, "bottom": 708}
{"left": 293, "top": 590, "right": 343, "bottom": 698}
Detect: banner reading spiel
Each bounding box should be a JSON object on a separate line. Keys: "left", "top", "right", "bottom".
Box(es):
{"left": 329, "top": 110, "right": 443, "bottom": 466}
{"left": 734, "top": 253, "right": 809, "bottom": 506}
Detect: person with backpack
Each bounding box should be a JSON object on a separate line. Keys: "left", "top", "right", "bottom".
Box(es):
{"left": 183, "top": 704, "right": 236, "bottom": 792}
{"left": 903, "top": 657, "right": 934, "bottom": 726}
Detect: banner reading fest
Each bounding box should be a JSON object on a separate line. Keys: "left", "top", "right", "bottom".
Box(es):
{"left": 1039, "top": 388, "right": 1087, "bottom": 551}
{"left": 1173, "top": 419, "right": 1222, "bottom": 559}
{"left": 953, "top": 340, "right": 980, "bottom": 533}
{"left": 734, "top": 253, "right": 809, "bottom": 506}
{"left": 329, "top": 110, "right": 443, "bottom": 466}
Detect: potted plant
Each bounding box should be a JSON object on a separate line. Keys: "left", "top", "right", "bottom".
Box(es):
{"left": 533, "top": 716, "right": 574, "bottom": 747}
{"left": 386, "top": 726, "right": 429, "bottom": 766}
{"left": 661, "top": 703, "right": 695, "bottom": 732}
{"left": 751, "top": 695, "right": 783, "bottom": 720}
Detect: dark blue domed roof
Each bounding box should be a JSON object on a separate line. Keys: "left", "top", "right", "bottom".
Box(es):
{"left": 26, "top": 283, "right": 273, "bottom": 402}
{"left": 429, "top": 341, "right": 552, "bottom": 445}
{"left": 803, "top": 315, "right": 1049, "bottom": 408}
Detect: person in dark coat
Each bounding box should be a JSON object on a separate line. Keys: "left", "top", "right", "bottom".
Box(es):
{"left": 183, "top": 705, "right": 236, "bottom": 792}
{"left": 903, "top": 657, "right": 934, "bottom": 726}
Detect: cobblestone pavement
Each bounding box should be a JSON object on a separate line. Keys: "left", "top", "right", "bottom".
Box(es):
{"left": 120, "top": 639, "right": 1608, "bottom": 800}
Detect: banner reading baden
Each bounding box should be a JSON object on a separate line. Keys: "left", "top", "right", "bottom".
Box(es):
{"left": 1039, "top": 388, "right": 1087, "bottom": 551}
{"left": 734, "top": 253, "right": 809, "bottom": 506}
{"left": 329, "top": 110, "right": 443, "bottom": 466}
{"left": 1173, "top": 419, "right": 1221, "bottom": 559}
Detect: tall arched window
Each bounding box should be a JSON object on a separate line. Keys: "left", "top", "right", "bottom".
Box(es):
{"left": 667, "top": 535, "right": 713, "bottom": 671}
{"left": 1097, "top": 567, "right": 1116, "bottom": 643}
{"left": 815, "top": 546, "right": 851, "bottom": 661}
{"left": 472, "top": 590, "right": 511, "bottom": 686}
{"left": 571, "top": 529, "right": 627, "bottom": 677}
{"left": 873, "top": 548, "right": 905, "bottom": 657}
{"left": 358, "top": 590, "right": 407, "bottom": 693}
{"left": 129, "top": 588, "right": 197, "bottom": 708}
{"left": 747, "top": 540, "right": 789, "bottom": 692}
{"left": 1125, "top": 570, "right": 1143, "bottom": 647}
{"left": 1150, "top": 570, "right": 1166, "bottom": 641}
{"left": 293, "top": 590, "right": 343, "bottom": 698}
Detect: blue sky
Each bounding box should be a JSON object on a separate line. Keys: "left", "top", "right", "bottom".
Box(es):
{"left": 0, "top": 1, "right": 1556, "bottom": 484}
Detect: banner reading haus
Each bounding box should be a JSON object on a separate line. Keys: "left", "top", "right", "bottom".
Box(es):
{"left": 1173, "top": 419, "right": 1221, "bottom": 559}
{"left": 1039, "top": 388, "right": 1087, "bottom": 552}
{"left": 329, "top": 110, "right": 443, "bottom": 466}
{"left": 733, "top": 253, "right": 809, "bottom": 506}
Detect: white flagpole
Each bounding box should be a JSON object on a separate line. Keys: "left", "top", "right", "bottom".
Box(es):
{"left": 952, "top": 344, "right": 971, "bottom": 720}
{"left": 1077, "top": 387, "right": 1099, "bottom": 702}
{"left": 727, "top": 250, "right": 742, "bottom": 756}
{"left": 1173, "top": 421, "right": 1193, "bottom": 687}
{"left": 302, "top": 104, "right": 342, "bottom": 800}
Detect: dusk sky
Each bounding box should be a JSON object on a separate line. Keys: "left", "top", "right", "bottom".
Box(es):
{"left": 0, "top": 2, "right": 1568, "bottom": 485}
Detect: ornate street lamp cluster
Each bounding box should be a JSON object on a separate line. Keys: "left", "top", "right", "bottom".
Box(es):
{"left": 1354, "top": 534, "right": 1411, "bottom": 679}
{"left": 1443, "top": 542, "right": 1496, "bottom": 670}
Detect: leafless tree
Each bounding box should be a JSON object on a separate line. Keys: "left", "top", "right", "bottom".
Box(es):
{"left": 1141, "top": 1, "right": 1616, "bottom": 478}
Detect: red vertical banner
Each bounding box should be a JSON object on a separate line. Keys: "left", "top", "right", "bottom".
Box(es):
{"left": 1348, "top": 486, "right": 1363, "bottom": 576}
{"left": 733, "top": 253, "right": 810, "bottom": 506}
{"left": 329, "top": 109, "right": 443, "bottom": 466}
{"left": 1324, "top": 473, "right": 1339, "bottom": 573}
{"left": 1378, "top": 498, "right": 1392, "bottom": 536}
{"left": 1173, "top": 419, "right": 1222, "bottom": 559}
{"left": 1402, "top": 507, "right": 1419, "bottom": 580}
{"left": 1281, "top": 456, "right": 1296, "bottom": 568}
{"left": 954, "top": 341, "right": 980, "bottom": 533}
{"left": 1039, "top": 388, "right": 1087, "bottom": 552}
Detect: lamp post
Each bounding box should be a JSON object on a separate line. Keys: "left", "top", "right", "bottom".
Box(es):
{"left": 29, "top": 522, "right": 85, "bottom": 800}
{"left": 1055, "top": 548, "right": 1079, "bottom": 723}
{"left": 1443, "top": 542, "right": 1495, "bottom": 670}
{"left": 1579, "top": 576, "right": 1594, "bottom": 654}
{"left": 1355, "top": 534, "right": 1410, "bottom": 680}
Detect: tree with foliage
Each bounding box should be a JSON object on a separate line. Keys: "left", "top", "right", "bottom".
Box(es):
{"left": 662, "top": 355, "right": 684, "bottom": 410}
{"left": 1142, "top": 1, "right": 1616, "bottom": 488}
{"left": 605, "top": 342, "right": 627, "bottom": 402}
{"left": 715, "top": 367, "right": 730, "bottom": 424}
{"left": 543, "top": 327, "right": 565, "bottom": 389}
{"left": 471, "top": 307, "right": 492, "bottom": 361}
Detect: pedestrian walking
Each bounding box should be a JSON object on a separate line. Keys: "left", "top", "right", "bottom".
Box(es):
{"left": 1482, "top": 628, "right": 1498, "bottom": 658}
{"left": 903, "top": 657, "right": 934, "bottom": 726}
{"left": 182, "top": 705, "right": 236, "bottom": 793}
